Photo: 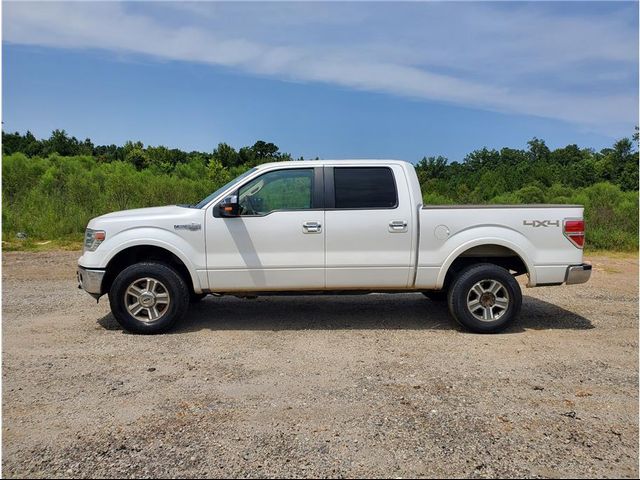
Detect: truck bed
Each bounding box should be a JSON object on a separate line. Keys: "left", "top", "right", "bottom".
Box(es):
{"left": 415, "top": 204, "right": 585, "bottom": 289}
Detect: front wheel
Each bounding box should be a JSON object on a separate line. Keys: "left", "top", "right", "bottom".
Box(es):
{"left": 109, "top": 262, "right": 190, "bottom": 334}
{"left": 447, "top": 263, "right": 522, "bottom": 333}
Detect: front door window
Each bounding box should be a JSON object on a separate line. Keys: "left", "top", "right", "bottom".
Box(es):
{"left": 238, "top": 168, "right": 314, "bottom": 216}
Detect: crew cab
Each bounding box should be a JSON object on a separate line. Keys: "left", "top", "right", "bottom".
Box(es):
{"left": 78, "top": 160, "right": 591, "bottom": 334}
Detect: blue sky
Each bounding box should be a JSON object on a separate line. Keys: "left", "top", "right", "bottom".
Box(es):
{"left": 3, "top": 1, "right": 638, "bottom": 162}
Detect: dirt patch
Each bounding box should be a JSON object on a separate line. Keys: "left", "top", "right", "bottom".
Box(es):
{"left": 2, "top": 251, "right": 638, "bottom": 478}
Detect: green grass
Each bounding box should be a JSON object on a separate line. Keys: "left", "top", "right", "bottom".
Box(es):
{"left": 2, "top": 237, "right": 83, "bottom": 252}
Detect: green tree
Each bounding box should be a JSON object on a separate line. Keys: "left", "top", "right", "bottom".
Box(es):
{"left": 527, "top": 137, "right": 550, "bottom": 162}
{"left": 42, "top": 129, "right": 83, "bottom": 156}
{"left": 515, "top": 185, "right": 545, "bottom": 203}
{"left": 207, "top": 158, "right": 232, "bottom": 188}
{"left": 611, "top": 138, "right": 638, "bottom": 190}
{"left": 252, "top": 140, "right": 279, "bottom": 159}
{"left": 464, "top": 147, "right": 500, "bottom": 171}
{"left": 415, "top": 156, "right": 447, "bottom": 183}
{"left": 213, "top": 143, "right": 240, "bottom": 168}
{"left": 124, "top": 146, "right": 148, "bottom": 170}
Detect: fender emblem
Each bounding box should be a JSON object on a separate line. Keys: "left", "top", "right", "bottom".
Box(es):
{"left": 174, "top": 223, "right": 202, "bottom": 231}
{"left": 523, "top": 220, "right": 560, "bottom": 227}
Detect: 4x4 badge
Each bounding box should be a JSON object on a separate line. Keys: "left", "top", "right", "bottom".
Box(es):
{"left": 523, "top": 220, "right": 560, "bottom": 227}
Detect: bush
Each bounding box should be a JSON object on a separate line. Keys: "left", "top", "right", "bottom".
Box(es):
{"left": 514, "top": 185, "right": 546, "bottom": 204}
{"left": 2, "top": 154, "right": 217, "bottom": 239}
{"left": 3, "top": 150, "right": 638, "bottom": 252}
{"left": 422, "top": 192, "right": 454, "bottom": 205}
{"left": 569, "top": 183, "right": 638, "bottom": 250}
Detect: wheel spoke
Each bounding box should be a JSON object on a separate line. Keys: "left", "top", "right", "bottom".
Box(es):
{"left": 155, "top": 292, "right": 169, "bottom": 304}
{"left": 472, "top": 284, "right": 484, "bottom": 298}
{"left": 467, "top": 299, "right": 481, "bottom": 311}
{"left": 483, "top": 306, "right": 495, "bottom": 321}
{"left": 128, "top": 302, "right": 144, "bottom": 316}
{"left": 494, "top": 298, "right": 509, "bottom": 310}
{"left": 489, "top": 281, "right": 502, "bottom": 295}
{"left": 127, "top": 285, "right": 143, "bottom": 297}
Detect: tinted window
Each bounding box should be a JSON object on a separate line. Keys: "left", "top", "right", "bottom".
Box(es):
{"left": 238, "top": 168, "right": 313, "bottom": 215}
{"left": 334, "top": 167, "right": 397, "bottom": 209}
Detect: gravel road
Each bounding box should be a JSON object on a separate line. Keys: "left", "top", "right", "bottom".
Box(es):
{"left": 2, "top": 250, "right": 638, "bottom": 478}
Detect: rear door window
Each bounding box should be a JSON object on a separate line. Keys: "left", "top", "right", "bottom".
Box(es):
{"left": 334, "top": 167, "right": 397, "bottom": 209}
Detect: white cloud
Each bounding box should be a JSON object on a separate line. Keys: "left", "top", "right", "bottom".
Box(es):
{"left": 4, "top": 1, "right": 638, "bottom": 135}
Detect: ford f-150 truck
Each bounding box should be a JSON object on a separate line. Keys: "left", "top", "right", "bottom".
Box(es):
{"left": 78, "top": 160, "right": 591, "bottom": 334}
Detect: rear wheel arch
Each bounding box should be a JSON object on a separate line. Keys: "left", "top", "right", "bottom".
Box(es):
{"left": 439, "top": 241, "right": 533, "bottom": 290}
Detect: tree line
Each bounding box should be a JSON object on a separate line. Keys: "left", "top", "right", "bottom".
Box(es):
{"left": 2, "top": 129, "right": 638, "bottom": 250}
{"left": 2, "top": 129, "right": 294, "bottom": 170}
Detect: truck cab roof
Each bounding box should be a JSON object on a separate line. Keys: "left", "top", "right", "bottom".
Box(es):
{"left": 254, "top": 159, "right": 414, "bottom": 169}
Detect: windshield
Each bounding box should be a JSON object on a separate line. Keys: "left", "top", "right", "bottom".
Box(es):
{"left": 193, "top": 168, "right": 257, "bottom": 208}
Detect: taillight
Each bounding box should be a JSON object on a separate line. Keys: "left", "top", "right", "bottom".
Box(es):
{"left": 564, "top": 219, "right": 585, "bottom": 248}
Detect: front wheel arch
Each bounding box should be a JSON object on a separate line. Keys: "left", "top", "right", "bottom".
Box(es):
{"left": 103, "top": 245, "right": 197, "bottom": 297}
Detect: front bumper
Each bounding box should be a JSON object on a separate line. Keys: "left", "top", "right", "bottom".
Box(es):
{"left": 77, "top": 266, "right": 105, "bottom": 299}
{"left": 565, "top": 263, "right": 592, "bottom": 285}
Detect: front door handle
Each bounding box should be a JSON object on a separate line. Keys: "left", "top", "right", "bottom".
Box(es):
{"left": 388, "top": 220, "right": 408, "bottom": 233}
{"left": 303, "top": 221, "right": 322, "bottom": 233}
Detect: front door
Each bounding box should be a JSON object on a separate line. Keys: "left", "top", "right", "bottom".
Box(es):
{"left": 205, "top": 167, "right": 325, "bottom": 291}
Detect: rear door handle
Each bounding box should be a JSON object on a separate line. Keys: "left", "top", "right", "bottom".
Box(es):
{"left": 303, "top": 221, "right": 322, "bottom": 233}
{"left": 389, "top": 220, "right": 408, "bottom": 233}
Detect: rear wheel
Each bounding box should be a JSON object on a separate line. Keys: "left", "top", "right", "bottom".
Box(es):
{"left": 109, "top": 262, "right": 189, "bottom": 334}
{"left": 447, "top": 263, "right": 522, "bottom": 333}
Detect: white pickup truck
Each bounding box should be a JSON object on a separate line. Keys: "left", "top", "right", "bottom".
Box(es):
{"left": 78, "top": 160, "right": 591, "bottom": 334}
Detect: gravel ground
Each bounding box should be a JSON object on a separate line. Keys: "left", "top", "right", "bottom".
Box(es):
{"left": 2, "top": 250, "right": 638, "bottom": 478}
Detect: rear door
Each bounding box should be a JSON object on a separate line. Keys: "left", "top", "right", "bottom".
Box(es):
{"left": 324, "top": 165, "right": 413, "bottom": 288}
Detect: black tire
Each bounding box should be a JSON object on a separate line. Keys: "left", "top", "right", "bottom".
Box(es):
{"left": 109, "top": 262, "right": 190, "bottom": 334}
{"left": 190, "top": 292, "right": 208, "bottom": 303}
{"left": 447, "top": 263, "right": 522, "bottom": 333}
{"left": 422, "top": 291, "right": 447, "bottom": 302}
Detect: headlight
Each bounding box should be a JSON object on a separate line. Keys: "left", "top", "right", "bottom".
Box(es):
{"left": 84, "top": 228, "right": 106, "bottom": 252}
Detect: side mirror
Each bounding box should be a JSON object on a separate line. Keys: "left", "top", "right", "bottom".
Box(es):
{"left": 218, "top": 195, "right": 239, "bottom": 217}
